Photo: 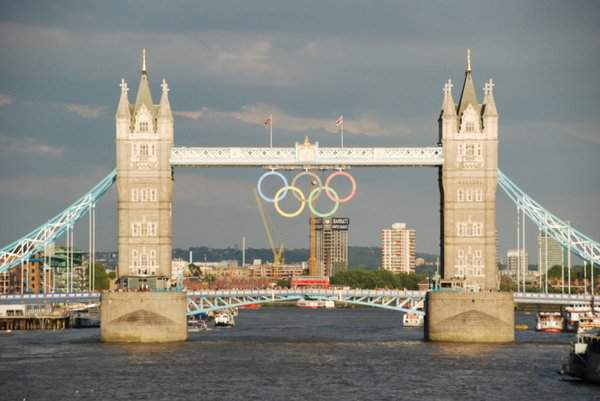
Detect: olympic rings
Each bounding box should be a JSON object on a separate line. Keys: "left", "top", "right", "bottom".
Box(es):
{"left": 290, "top": 171, "right": 322, "bottom": 201}
{"left": 324, "top": 171, "right": 357, "bottom": 203}
{"left": 308, "top": 186, "right": 340, "bottom": 218}
{"left": 256, "top": 169, "right": 357, "bottom": 218}
{"left": 273, "top": 186, "right": 306, "bottom": 218}
{"left": 257, "top": 171, "right": 288, "bottom": 203}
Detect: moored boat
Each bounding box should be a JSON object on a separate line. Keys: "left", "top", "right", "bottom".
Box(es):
{"left": 214, "top": 311, "right": 235, "bottom": 327}
{"left": 296, "top": 299, "right": 335, "bottom": 309}
{"left": 562, "top": 304, "right": 600, "bottom": 332}
{"left": 239, "top": 304, "right": 262, "bottom": 310}
{"left": 403, "top": 312, "right": 424, "bottom": 328}
{"left": 577, "top": 316, "right": 600, "bottom": 334}
{"left": 536, "top": 312, "right": 563, "bottom": 333}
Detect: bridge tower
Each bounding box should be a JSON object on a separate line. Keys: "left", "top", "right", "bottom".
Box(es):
{"left": 439, "top": 49, "right": 499, "bottom": 290}
{"left": 115, "top": 49, "right": 174, "bottom": 290}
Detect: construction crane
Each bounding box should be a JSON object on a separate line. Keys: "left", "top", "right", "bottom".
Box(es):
{"left": 254, "top": 189, "right": 284, "bottom": 278}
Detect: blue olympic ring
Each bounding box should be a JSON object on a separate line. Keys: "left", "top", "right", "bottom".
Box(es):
{"left": 257, "top": 171, "right": 289, "bottom": 203}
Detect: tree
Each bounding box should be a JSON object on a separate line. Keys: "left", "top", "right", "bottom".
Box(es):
{"left": 276, "top": 278, "right": 290, "bottom": 288}
{"left": 93, "top": 262, "right": 110, "bottom": 290}
{"left": 331, "top": 269, "right": 425, "bottom": 290}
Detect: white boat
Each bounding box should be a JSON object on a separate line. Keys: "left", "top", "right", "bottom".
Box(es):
{"left": 577, "top": 316, "right": 600, "bottom": 334}
{"left": 563, "top": 304, "right": 600, "bottom": 332}
{"left": 296, "top": 299, "right": 335, "bottom": 309}
{"left": 214, "top": 312, "right": 235, "bottom": 327}
{"left": 403, "top": 312, "right": 424, "bottom": 327}
{"left": 536, "top": 312, "right": 563, "bottom": 333}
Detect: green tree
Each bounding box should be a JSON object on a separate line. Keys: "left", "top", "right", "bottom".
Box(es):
{"left": 276, "top": 278, "right": 290, "bottom": 288}
{"left": 93, "top": 262, "right": 110, "bottom": 290}
{"left": 331, "top": 269, "right": 425, "bottom": 290}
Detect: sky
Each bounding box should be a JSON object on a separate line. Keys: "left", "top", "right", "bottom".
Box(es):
{"left": 0, "top": 1, "right": 598, "bottom": 261}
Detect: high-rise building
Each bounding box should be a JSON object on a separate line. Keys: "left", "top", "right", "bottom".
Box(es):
{"left": 313, "top": 217, "right": 349, "bottom": 277}
{"left": 381, "top": 223, "right": 416, "bottom": 274}
{"left": 538, "top": 232, "right": 564, "bottom": 273}
{"left": 506, "top": 249, "right": 527, "bottom": 279}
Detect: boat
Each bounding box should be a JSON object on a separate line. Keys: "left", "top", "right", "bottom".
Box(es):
{"left": 296, "top": 299, "right": 335, "bottom": 309}
{"left": 577, "top": 316, "right": 600, "bottom": 334}
{"left": 403, "top": 312, "right": 424, "bottom": 327}
{"left": 536, "top": 312, "right": 564, "bottom": 333}
{"left": 562, "top": 304, "right": 600, "bottom": 332}
{"left": 187, "top": 319, "right": 208, "bottom": 332}
{"left": 561, "top": 329, "right": 600, "bottom": 384}
{"left": 240, "top": 304, "right": 262, "bottom": 310}
{"left": 214, "top": 312, "right": 235, "bottom": 327}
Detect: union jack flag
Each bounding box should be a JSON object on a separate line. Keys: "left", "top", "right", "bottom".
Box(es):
{"left": 264, "top": 115, "right": 272, "bottom": 126}
{"left": 335, "top": 115, "right": 343, "bottom": 127}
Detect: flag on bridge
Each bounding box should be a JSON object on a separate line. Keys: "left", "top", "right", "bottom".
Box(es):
{"left": 335, "top": 115, "right": 343, "bottom": 128}
{"left": 264, "top": 114, "right": 272, "bottom": 126}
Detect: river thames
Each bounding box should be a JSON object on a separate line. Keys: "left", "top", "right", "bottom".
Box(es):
{"left": 0, "top": 308, "right": 598, "bottom": 401}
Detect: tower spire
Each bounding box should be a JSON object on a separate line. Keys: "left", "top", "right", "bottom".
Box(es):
{"left": 466, "top": 48, "right": 471, "bottom": 72}
{"left": 134, "top": 48, "right": 154, "bottom": 111}
{"left": 142, "top": 48, "right": 147, "bottom": 73}
{"left": 457, "top": 48, "right": 479, "bottom": 116}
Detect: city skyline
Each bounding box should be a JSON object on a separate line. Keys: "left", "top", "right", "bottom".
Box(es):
{"left": 0, "top": 2, "right": 599, "bottom": 258}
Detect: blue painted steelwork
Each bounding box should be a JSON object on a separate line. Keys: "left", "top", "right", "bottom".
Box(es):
{"left": 186, "top": 289, "right": 426, "bottom": 316}
{"left": 497, "top": 170, "right": 600, "bottom": 267}
{"left": 0, "top": 170, "right": 116, "bottom": 274}
{"left": 1, "top": 290, "right": 598, "bottom": 310}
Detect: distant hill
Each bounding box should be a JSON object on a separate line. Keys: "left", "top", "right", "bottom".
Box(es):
{"left": 173, "top": 246, "right": 438, "bottom": 269}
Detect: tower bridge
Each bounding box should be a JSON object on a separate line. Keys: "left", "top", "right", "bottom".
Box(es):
{"left": 0, "top": 49, "right": 599, "bottom": 343}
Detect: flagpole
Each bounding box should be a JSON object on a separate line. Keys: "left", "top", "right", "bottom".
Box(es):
{"left": 341, "top": 123, "right": 344, "bottom": 148}
{"left": 269, "top": 114, "right": 273, "bottom": 148}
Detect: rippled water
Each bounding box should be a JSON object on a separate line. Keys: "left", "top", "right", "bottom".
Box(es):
{"left": 1, "top": 308, "right": 598, "bottom": 401}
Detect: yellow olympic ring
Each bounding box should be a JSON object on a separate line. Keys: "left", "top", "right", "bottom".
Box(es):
{"left": 273, "top": 186, "right": 306, "bottom": 218}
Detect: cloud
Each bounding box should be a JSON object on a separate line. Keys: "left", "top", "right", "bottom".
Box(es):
{"left": 174, "top": 110, "right": 204, "bottom": 120}
{"left": 66, "top": 103, "right": 106, "bottom": 118}
{"left": 0, "top": 94, "right": 12, "bottom": 106}
{"left": 175, "top": 104, "right": 413, "bottom": 137}
{"left": 0, "top": 136, "right": 64, "bottom": 157}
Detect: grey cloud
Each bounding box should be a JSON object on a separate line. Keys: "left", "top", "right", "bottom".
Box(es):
{"left": 66, "top": 103, "right": 106, "bottom": 119}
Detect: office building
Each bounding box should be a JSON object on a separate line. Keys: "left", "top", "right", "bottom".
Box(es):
{"left": 538, "top": 231, "right": 564, "bottom": 273}
{"left": 313, "top": 217, "right": 349, "bottom": 277}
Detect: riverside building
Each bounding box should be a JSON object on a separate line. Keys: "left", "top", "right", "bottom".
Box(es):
{"left": 314, "top": 217, "right": 349, "bottom": 277}
{"left": 381, "top": 223, "right": 416, "bottom": 273}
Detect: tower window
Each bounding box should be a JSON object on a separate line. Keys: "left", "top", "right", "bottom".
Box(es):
{"left": 465, "top": 121, "right": 475, "bottom": 132}
{"left": 139, "top": 121, "right": 149, "bottom": 133}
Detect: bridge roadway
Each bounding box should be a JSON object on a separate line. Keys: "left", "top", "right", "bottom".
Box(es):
{"left": 1, "top": 290, "right": 599, "bottom": 313}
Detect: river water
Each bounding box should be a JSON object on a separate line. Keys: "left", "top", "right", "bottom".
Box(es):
{"left": 0, "top": 308, "right": 598, "bottom": 401}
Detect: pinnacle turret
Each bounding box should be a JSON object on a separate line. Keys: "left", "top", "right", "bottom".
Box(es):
{"left": 440, "top": 79, "right": 457, "bottom": 118}
{"left": 116, "top": 78, "right": 131, "bottom": 119}
{"left": 158, "top": 79, "right": 173, "bottom": 120}
{"left": 482, "top": 79, "right": 498, "bottom": 117}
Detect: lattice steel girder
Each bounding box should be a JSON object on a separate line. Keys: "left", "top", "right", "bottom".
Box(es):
{"left": 498, "top": 170, "right": 600, "bottom": 266}
{"left": 186, "top": 289, "right": 427, "bottom": 315}
{"left": 0, "top": 170, "right": 116, "bottom": 274}
{"left": 170, "top": 146, "right": 444, "bottom": 168}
